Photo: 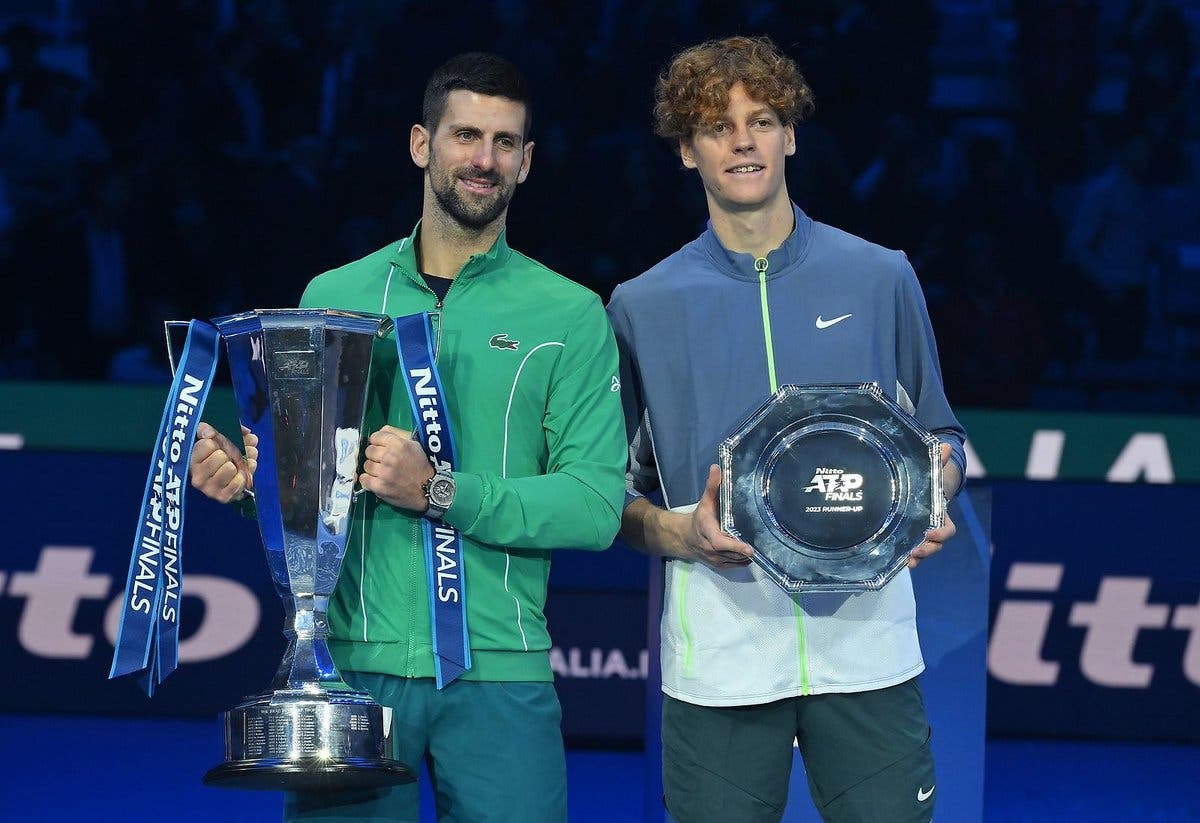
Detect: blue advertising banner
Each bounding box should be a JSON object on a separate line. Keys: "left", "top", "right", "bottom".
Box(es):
{"left": 987, "top": 479, "right": 1200, "bottom": 742}
{"left": 0, "top": 451, "right": 281, "bottom": 718}
{"left": 3, "top": 448, "right": 1198, "bottom": 759}
{"left": 0, "top": 449, "right": 651, "bottom": 743}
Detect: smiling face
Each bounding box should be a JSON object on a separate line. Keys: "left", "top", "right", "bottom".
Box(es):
{"left": 411, "top": 89, "right": 533, "bottom": 232}
{"left": 679, "top": 82, "right": 795, "bottom": 218}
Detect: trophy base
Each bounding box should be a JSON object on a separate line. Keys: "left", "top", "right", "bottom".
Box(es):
{"left": 206, "top": 688, "right": 415, "bottom": 792}
{"left": 203, "top": 758, "right": 414, "bottom": 792}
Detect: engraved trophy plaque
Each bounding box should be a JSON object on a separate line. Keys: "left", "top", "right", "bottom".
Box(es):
{"left": 719, "top": 384, "right": 943, "bottom": 593}
{"left": 200, "top": 309, "right": 414, "bottom": 791}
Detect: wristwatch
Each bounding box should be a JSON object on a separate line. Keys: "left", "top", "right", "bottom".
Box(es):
{"left": 422, "top": 469, "right": 456, "bottom": 520}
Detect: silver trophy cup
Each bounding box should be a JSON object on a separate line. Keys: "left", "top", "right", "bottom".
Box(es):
{"left": 199, "top": 309, "right": 414, "bottom": 791}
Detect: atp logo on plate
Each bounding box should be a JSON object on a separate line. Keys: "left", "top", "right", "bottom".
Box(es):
{"left": 804, "top": 468, "right": 864, "bottom": 501}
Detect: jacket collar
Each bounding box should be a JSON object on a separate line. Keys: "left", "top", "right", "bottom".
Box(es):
{"left": 699, "top": 203, "right": 813, "bottom": 281}
{"left": 388, "top": 219, "right": 513, "bottom": 279}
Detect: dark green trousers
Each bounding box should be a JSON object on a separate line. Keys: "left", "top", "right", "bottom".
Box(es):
{"left": 284, "top": 673, "right": 567, "bottom": 823}
{"left": 662, "top": 677, "right": 935, "bottom": 823}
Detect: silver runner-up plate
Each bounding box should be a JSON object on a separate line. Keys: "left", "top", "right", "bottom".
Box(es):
{"left": 719, "top": 384, "right": 944, "bottom": 593}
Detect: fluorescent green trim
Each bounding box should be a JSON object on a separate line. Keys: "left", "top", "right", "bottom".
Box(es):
{"left": 758, "top": 256, "right": 810, "bottom": 693}
{"left": 676, "top": 562, "right": 694, "bottom": 675}
{"left": 792, "top": 599, "right": 811, "bottom": 694}
{"left": 756, "top": 263, "right": 778, "bottom": 393}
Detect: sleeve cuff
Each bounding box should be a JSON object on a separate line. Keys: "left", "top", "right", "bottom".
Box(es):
{"left": 443, "top": 471, "right": 484, "bottom": 531}
{"left": 938, "top": 439, "right": 967, "bottom": 496}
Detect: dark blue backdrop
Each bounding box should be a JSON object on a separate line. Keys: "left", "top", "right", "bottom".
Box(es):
{"left": 988, "top": 479, "right": 1200, "bottom": 742}
{"left": 2, "top": 451, "right": 1197, "bottom": 752}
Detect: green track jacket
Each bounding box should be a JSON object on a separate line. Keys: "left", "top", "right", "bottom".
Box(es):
{"left": 300, "top": 223, "right": 627, "bottom": 682}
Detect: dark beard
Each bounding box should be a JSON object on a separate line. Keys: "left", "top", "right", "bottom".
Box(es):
{"left": 428, "top": 149, "right": 515, "bottom": 230}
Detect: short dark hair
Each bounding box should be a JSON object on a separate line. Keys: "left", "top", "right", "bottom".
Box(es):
{"left": 422, "top": 52, "right": 532, "bottom": 139}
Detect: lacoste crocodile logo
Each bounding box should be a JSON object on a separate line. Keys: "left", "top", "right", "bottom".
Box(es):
{"left": 489, "top": 333, "right": 520, "bottom": 351}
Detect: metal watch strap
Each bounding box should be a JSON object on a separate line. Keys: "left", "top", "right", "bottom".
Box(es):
{"left": 423, "top": 470, "right": 453, "bottom": 519}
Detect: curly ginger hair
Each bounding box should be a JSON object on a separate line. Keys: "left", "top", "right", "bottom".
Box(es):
{"left": 653, "top": 36, "right": 816, "bottom": 152}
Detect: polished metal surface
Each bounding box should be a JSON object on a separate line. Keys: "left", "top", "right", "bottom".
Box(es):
{"left": 203, "top": 309, "right": 413, "bottom": 791}
{"left": 719, "top": 383, "right": 943, "bottom": 593}
{"left": 203, "top": 690, "right": 412, "bottom": 791}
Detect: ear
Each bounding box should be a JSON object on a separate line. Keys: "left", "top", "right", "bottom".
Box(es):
{"left": 679, "top": 139, "right": 697, "bottom": 169}
{"left": 410, "top": 124, "right": 430, "bottom": 169}
{"left": 784, "top": 123, "right": 796, "bottom": 157}
{"left": 517, "top": 141, "right": 534, "bottom": 184}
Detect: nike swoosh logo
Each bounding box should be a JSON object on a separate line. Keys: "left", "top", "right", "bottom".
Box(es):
{"left": 815, "top": 313, "right": 853, "bottom": 329}
{"left": 917, "top": 786, "right": 934, "bottom": 802}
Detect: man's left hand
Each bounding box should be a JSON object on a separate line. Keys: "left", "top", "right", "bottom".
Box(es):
{"left": 360, "top": 425, "right": 434, "bottom": 513}
{"left": 908, "top": 443, "right": 958, "bottom": 569}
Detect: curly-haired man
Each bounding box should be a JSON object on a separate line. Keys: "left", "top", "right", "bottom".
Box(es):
{"left": 607, "top": 36, "right": 966, "bottom": 823}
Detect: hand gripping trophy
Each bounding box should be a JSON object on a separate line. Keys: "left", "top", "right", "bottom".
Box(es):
{"left": 110, "top": 309, "right": 414, "bottom": 791}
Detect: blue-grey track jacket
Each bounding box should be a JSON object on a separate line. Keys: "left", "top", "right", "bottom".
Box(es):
{"left": 607, "top": 204, "right": 966, "bottom": 705}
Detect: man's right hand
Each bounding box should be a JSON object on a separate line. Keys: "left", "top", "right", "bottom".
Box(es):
{"left": 680, "top": 464, "right": 755, "bottom": 568}
{"left": 622, "top": 464, "right": 754, "bottom": 569}
{"left": 190, "top": 422, "right": 258, "bottom": 503}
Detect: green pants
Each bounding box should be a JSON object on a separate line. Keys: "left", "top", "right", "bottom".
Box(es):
{"left": 284, "top": 673, "right": 567, "bottom": 823}
{"left": 662, "top": 677, "right": 935, "bottom": 823}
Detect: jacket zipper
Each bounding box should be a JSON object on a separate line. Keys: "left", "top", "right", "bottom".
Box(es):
{"left": 406, "top": 516, "right": 419, "bottom": 677}
{"left": 755, "top": 256, "right": 778, "bottom": 393}
{"left": 431, "top": 294, "right": 445, "bottom": 358}
{"left": 386, "top": 260, "right": 464, "bottom": 676}
{"left": 401, "top": 279, "right": 449, "bottom": 677}
{"left": 430, "top": 268, "right": 463, "bottom": 359}
{"left": 755, "top": 254, "right": 811, "bottom": 695}
{"left": 408, "top": 279, "right": 453, "bottom": 675}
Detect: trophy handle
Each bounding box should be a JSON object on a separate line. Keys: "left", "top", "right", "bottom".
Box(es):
{"left": 162, "top": 320, "right": 193, "bottom": 377}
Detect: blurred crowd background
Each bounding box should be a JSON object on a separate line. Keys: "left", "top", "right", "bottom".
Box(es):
{"left": 0, "top": 0, "right": 1198, "bottom": 413}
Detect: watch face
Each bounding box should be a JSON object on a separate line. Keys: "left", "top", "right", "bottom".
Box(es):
{"left": 429, "top": 475, "right": 455, "bottom": 508}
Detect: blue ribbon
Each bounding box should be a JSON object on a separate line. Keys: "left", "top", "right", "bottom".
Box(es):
{"left": 109, "top": 320, "right": 220, "bottom": 695}
{"left": 393, "top": 312, "right": 471, "bottom": 688}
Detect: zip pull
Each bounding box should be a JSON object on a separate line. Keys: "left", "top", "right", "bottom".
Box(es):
{"left": 755, "top": 256, "right": 778, "bottom": 393}
{"left": 430, "top": 301, "right": 444, "bottom": 360}
{"left": 432, "top": 275, "right": 461, "bottom": 359}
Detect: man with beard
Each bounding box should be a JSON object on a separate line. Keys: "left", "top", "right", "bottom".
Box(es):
{"left": 189, "top": 53, "right": 627, "bottom": 822}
